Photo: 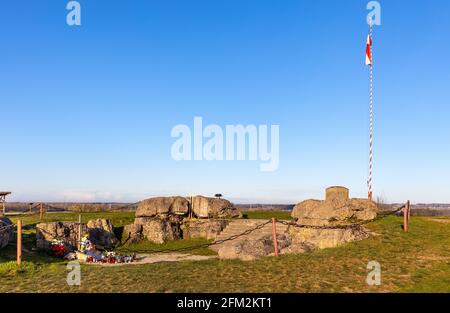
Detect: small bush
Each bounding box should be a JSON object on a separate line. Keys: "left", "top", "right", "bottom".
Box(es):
{"left": 0, "top": 261, "right": 39, "bottom": 276}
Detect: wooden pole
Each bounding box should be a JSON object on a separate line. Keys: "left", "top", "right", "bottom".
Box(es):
{"left": 78, "top": 214, "right": 82, "bottom": 250}
{"left": 39, "top": 203, "right": 43, "bottom": 221}
{"left": 271, "top": 218, "right": 278, "bottom": 257}
{"left": 189, "top": 194, "right": 193, "bottom": 220}
{"left": 407, "top": 200, "right": 411, "bottom": 224}
{"left": 17, "top": 220, "right": 22, "bottom": 266}
{"left": 403, "top": 203, "right": 408, "bottom": 233}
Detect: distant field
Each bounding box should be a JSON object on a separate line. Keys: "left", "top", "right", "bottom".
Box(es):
{"left": 4, "top": 202, "right": 294, "bottom": 213}
{"left": 242, "top": 210, "right": 293, "bottom": 220}
{"left": 6, "top": 202, "right": 450, "bottom": 217}
{"left": 4, "top": 202, "right": 137, "bottom": 213}
{"left": 5, "top": 210, "right": 290, "bottom": 226}
{"left": 411, "top": 209, "right": 450, "bottom": 217}
{"left": 1, "top": 212, "right": 450, "bottom": 292}
{"left": 7, "top": 211, "right": 136, "bottom": 228}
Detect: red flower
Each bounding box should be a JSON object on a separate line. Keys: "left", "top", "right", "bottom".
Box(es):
{"left": 50, "top": 243, "right": 66, "bottom": 258}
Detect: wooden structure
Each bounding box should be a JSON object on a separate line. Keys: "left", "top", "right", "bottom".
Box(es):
{"left": 28, "top": 202, "right": 48, "bottom": 220}
{"left": 271, "top": 218, "right": 278, "bottom": 257}
{"left": 17, "top": 220, "right": 22, "bottom": 266}
{"left": 404, "top": 200, "right": 411, "bottom": 233}
{"left": 0, "top": 192, "right": 11, "bottom": 216}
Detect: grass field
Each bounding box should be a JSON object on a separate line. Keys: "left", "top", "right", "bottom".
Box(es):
{"left": 1, "top": 212, "right": 449, "bottom": 293}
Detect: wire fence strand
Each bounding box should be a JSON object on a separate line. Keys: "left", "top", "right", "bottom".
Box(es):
{"left": 0, "top": 223, "right": 16, "bottom": 232}
{"left": 277, "top": 205, "right": 406, "bottom": 230}
{"left": 118, "top": 219, "right": 273, "bottom": 255}
{"left": 6, "top": 204, "right": 408, "bottom": 256}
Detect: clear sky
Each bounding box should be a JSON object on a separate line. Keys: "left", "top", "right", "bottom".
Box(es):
{"left": 1, "top": 0, "right": 449, "bottom": 204}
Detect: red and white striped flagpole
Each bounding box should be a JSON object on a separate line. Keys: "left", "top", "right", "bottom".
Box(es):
{"left": 367, "top": 21, "right": 374, "bottom": 201}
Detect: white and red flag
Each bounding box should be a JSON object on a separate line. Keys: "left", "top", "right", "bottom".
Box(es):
{"left": 365, "top": 34, "right": 373, "bottom": 66}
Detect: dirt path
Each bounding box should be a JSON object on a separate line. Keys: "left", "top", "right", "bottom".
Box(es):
{"left": 85, "top": 253, "right": 217, "bottom": 266}
{"left": 426, "top": 218, "right": 450, "bottom": 224}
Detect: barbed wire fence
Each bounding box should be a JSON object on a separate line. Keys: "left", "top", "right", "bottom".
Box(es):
{"left": 3, "top": 201, "right": 411, "bottom": 265}
{"left": 15, "top": 201, "right": 141, "bottom": 222}
{"left": 276, "top": 204, "right": 406, "bottom": 230}
{"left": 118, "top": 203, "right": 410, "bottom": 255}
{"left": 118, "top": 219, "right": 273, "bottom": 254}
{"left": 0, "top": 223, "right": 16, "bottom": 232}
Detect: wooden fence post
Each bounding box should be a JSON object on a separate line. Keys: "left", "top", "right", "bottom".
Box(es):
{"left": 403, "top": 202, "right": 408, "bottom": 233}
{"left": 78, "top": 214, "right": 82, "bottom": 250}
{"left": 407, "top": 200, "right": 411, "bottom": 223}
{"left": 39, "top": 203, "right": 43, "bottom": 221}
{"left": 271, "top": 218, "right": 278, "bottom": 256}
{"left": 17, "top": 220, "right": 22, "bottom": 266}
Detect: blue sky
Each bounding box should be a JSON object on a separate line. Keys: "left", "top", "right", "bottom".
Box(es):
{"left": 1, "top": 0, "right": 449, "bottom": 204}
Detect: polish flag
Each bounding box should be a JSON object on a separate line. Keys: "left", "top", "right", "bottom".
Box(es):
{"left": 365, "top": 34, "right": 373, "bottom": 66}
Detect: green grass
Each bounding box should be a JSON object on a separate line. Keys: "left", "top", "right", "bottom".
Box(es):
{"left": 116, "top": 238, "right": 216, "bottom": 256}
{"left": 242, "top": 210, "right": 293, "bottom": 220}
{"left": 0, "top": 261, "right": 40, "bottom": 277}
{"left": 8, "top": 211, "right": 136, "bottom": 228}
{"left": 1, "top": 213, "right": 449, "bottom": 293}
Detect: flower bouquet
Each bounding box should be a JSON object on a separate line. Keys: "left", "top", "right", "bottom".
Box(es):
{"left": 80, "top": 235, "right": 93, "bottom": 252}
{"left": 84, "top": 250, "right": 137, "bottom": 264}
{"left": 50, "top": 239, "right": 67, "bottom": 258}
